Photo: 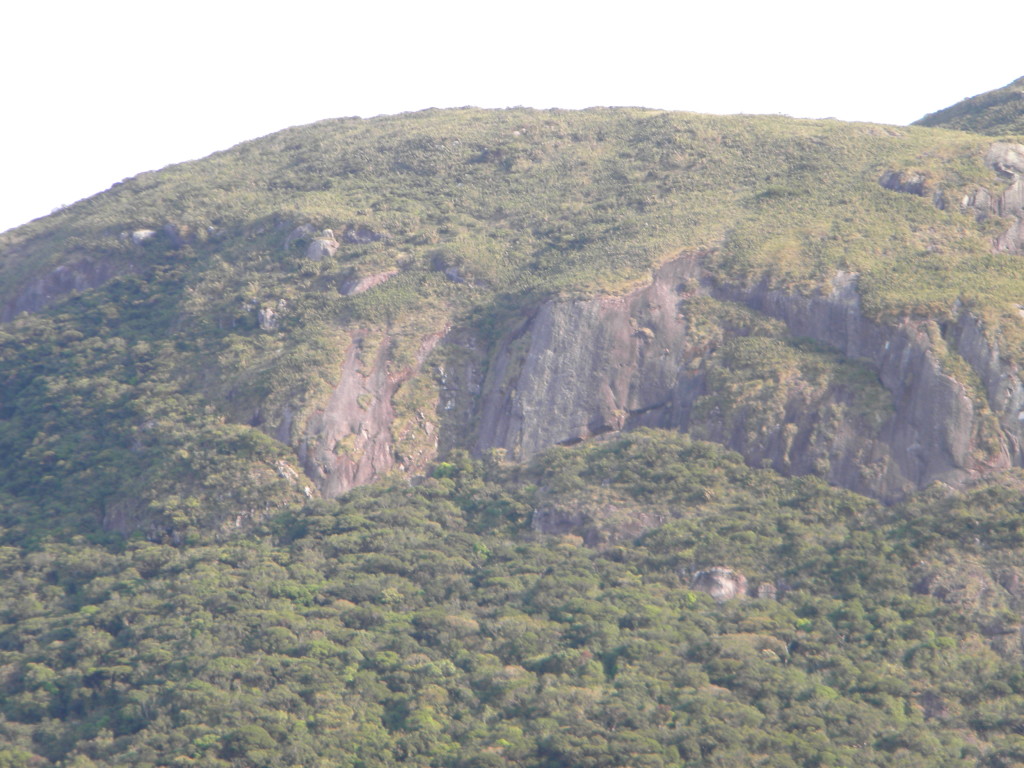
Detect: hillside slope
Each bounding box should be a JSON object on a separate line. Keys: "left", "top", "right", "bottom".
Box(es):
{"left": 1, "top": 98, "right": 1024, "bottom": 535}
{"left": 3, "top": 432, "right": 1024, "bottom": 766}
{"left": 7, "top": 84, "right": 1024, "bottom": 768}
{"left": 915, "top": 77, "right": 1024, "bottom": 136}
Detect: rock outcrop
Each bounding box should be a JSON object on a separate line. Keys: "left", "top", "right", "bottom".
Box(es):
{"left": 691, "top": 568, "right": 748, "bottom": 602}
{"left": 341, "top": 224, "right": 384, "bottom": 244}
{"left": 247, "top": 244, "right": 1024, "bottom": 503}
{"left": 430, "top": 252, "right": 1022, "bottom": 502}
{"left": 708, "top": 267, "right": 1013, "bottom": 498}
{"left": 471, "top": 256, "right": 703, "bottom": 459}
{"left": 258, "top": 300, "right": 286, "bottom": 331}
{"left": 283, "top": 223, "right": 316, "bottom": 251}
{"left": 883, "top": 142, "right": 1024, "bottom": 254}
{"left": 339, "top": 269, "right": 399, "bottom": 296}
{"left": 306, "top": 230, "right": 340, "bottom": 261}
{"left": 6, "top": 149, "right": 1024, "bottom": 506}
{"left": 976, "top": 143, "right": 1024, "bottom": 253}
{"left": 295, "top": 330, "right": 444, "bottom": 496}
{"left": 530, "top": 493, "right": 665, "bottom": 547}
{"left": 1, "top": 255, "right": 135, "bottom": 322}
{"left": 879, "top": 170, "right": 947, "bottom": 209}
{"left": 1, "top": 220, "right": 198, "bottom": 323}
{"left": 15, "top": 241, "right": 1015, "bottom": 505}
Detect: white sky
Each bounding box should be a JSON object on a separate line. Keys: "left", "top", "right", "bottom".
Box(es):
{"left": 2, "top": 0, "right": 1021, "bottom": 234}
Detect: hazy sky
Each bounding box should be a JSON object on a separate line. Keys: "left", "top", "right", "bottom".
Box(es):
{"left": 2, "top": 0, "right": 1020, "bottom": 234}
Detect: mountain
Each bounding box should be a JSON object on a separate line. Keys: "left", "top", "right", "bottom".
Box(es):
{"left": 4, "top": 84, "right": 1024, "bottom": 766}
{"left": 915, "top": 77, "right": 1024, "bottom": 136}
{"left": 3, "top": 102, "right": 1024, "bottom": 537}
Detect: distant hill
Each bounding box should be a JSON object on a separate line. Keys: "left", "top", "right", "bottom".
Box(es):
{"left": 915, "top": 76, "right": 1024, "bottom": 135}
{"left": 3, "top": 94, "right": 1024, "bottom": 537}
{"left": 6, "top": 80, "right": 1024, "bottom": 768}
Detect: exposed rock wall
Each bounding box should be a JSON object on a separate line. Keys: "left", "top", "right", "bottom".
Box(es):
{"left": 8, "top": 210, "right": 1018, "bottom": 504}
{"left": 691, "top": 568, "right": 749, "bottom": 602}
{"left": 473, "top": 257, "right": 702, "bottom": 458}
{"left": 710, "top": 272, "right": 1013, "bottom": 498}
{"left": 297, "top": 331, "right": 443, "bottom": 496}
{"left": 951, "top": 311, "right": 1024, "bottom": 463}
{"left": 965, "top": 143, "right": 1024, "bottom": 253}
{"left": 439, "top": 253, "right": 1023, "bottom": 501}
{"left": 884, "top": 142, "right": 1024, "bottom": 255}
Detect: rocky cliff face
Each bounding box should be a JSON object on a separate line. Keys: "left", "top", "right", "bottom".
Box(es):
{"left": 426, "top": 251, "right": 1022, "bottom": 502}
{"left": 6, "top": 227, "right": 1023, "bottom": 506}
{"left": 709, "top": 268, "right": 1014, "bottom": 498}
{"left": 884, "top": 142, "right": 1024, "bottom": 255}
{"left": 3, "top": 117, "right": 1023, "bottom": 509}
{"left": 973, "top": 143, "right": 1024, "bottom": 253}
{"left": 471, "top": 256, "right": 702, "bottom": 458}
{"left": 415, "top": 143, "right": 1024, "bottom": 502}
{"left": 295, "top": 330, "right": 444, "bottom": 497}
{"left": 221, "top": 237, "right": 1024, "bottom": 502}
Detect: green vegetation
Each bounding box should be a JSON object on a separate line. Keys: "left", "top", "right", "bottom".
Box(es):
{"left": 683, "top": 297, "right": 893, "bottom": 456}
{"left": 0, "top": 280, "right": 312, "bottom": 541}
{"left": 2, "top": 432, "right": 1024, "bottom": 766}
{"left": 915, "top": 76, "right": 1024, "bottom": 136}
{"left": 2, "top": 106, "right": 1023, "bottom": 531}
{"left": 4, "top": 106, "right": 1016, "bottom": 320}
{"left": 4, "top": 93, "right": 1024, "bottom": 766}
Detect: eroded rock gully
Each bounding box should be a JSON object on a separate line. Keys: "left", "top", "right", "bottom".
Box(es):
{"left": 295, "top": 330, "right": 444, "bottom": 496}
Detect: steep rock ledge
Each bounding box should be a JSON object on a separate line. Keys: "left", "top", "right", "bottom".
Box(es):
{"left": 951, "top": 310, "right": 1024, "bottom": 463}
{"left": 472, "top": 256, "right": 701, "bottom": 458}
{"left": 973, "top": 142, "right": 1024, "bottom": 253}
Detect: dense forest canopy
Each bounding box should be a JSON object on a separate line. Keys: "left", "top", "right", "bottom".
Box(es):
{"left": 3, "top": 432, "right": 1024, "bottom": 767}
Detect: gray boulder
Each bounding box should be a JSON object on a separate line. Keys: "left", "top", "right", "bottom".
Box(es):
{"left": 692, "top": 567, "right": 748, "bottom": 602}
